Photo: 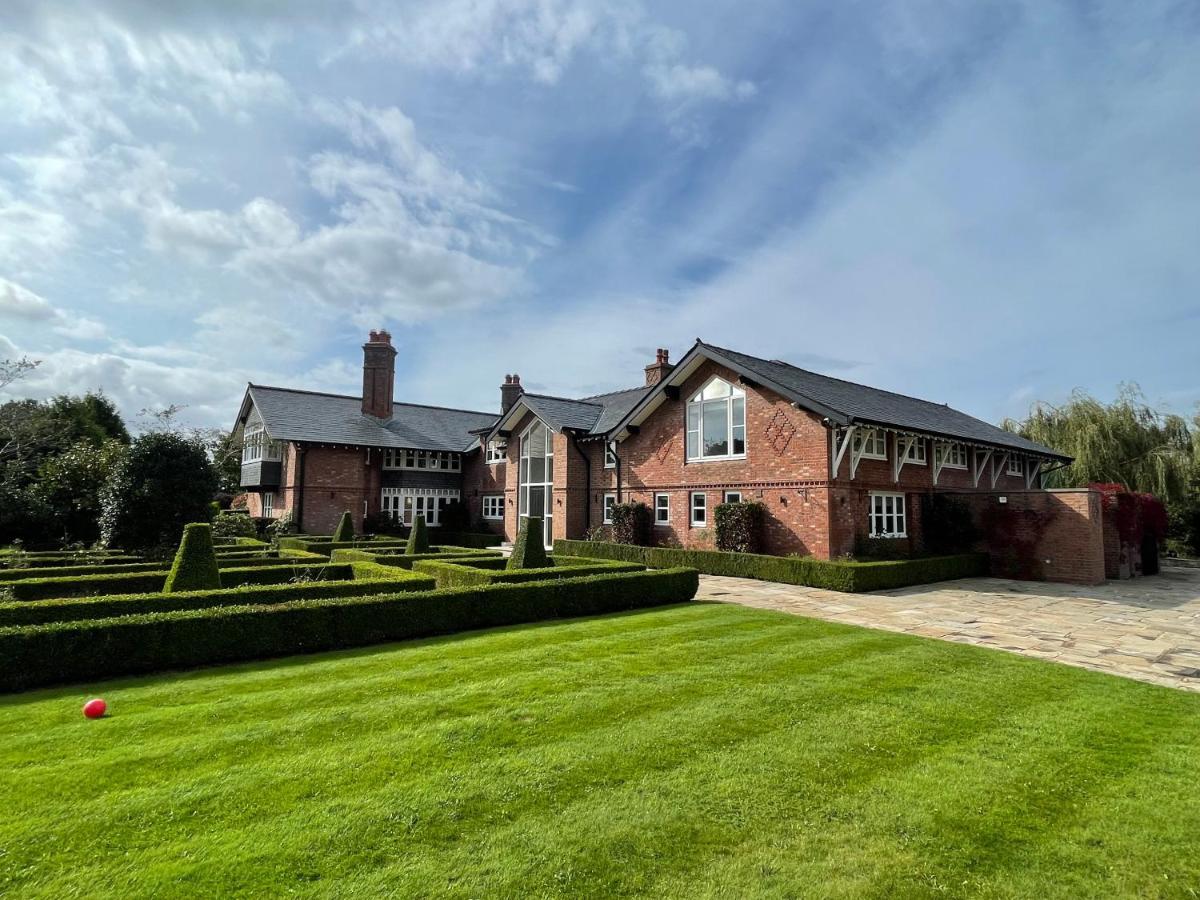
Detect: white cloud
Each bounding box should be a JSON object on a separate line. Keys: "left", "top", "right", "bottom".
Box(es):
{"left": 0, "top": 278, "right": 108, "bottom": 341}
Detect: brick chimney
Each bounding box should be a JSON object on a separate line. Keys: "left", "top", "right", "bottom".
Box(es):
{"left": 361, "top": 329, "right": 397, "bottom": 419}
{"left": 500, "top": 373, "right": 523, "bottom": 414}
{"left": 644, "top": 348, "right": 673, "bottom": 386}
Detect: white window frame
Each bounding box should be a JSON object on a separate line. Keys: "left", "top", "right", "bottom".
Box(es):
{"left": 723, "top": 491, "right": 743, "bottom": 504}
{"left": 602, "top": 493, "right": 616, "bottom": 524}
{"left": 261, "top": 491, "right": 275, "bottom": 518}
{"left": 381, "top": 488, "right": 461, "bottom": 527}
{"left": 686, "top": 376, "right": 747, "bottom": 462}
{"left": 481, "top": 495, "right": 505, "bottom": 520}
{"left": 938, "top": 442, "right": 968, "bottom": 469}
{"left": 690, "top": 491, "right": 707, "bottom": 527}
{"left": 384, "top": 448, "right": 462, "bottom": 471}
{"left": 604, "top": 441, "right": 617, "bottom": 469}
{"left": 868, "top": 492, "right": 907, "bottom": 538}
{"left": 242, "top": 423, "right": 282, "bottom": 464}
{"left": 852, "top": 429, "right": 887, "bottom": 460}
{"left": 654, "top": 493, "right": 670, "bottom": 525}
{"left": 485, "top": 440, "right": 506, "bottom": 465}
{"left": 1007, "top": 455, "right": 1024, "bottom": 476}
{"left": 518, "top": 419, "right": 554, "bottom": 548}
{"left": 903, "top": 437, "right": 927, "bottom": 465}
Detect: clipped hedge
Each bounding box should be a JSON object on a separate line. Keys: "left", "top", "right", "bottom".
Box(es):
{"left": 553, "top": 540, "right": 989, "bottom": 592}
{"left": 7, "top": 562, "right": 359, "bottom": 601}
{"left": 0, "top": 569, "right": 436, "bottom": 628}
{"left": 414, "top": 557, "right": 642, "bottom": 588}
{"left": 0, "top": 568, "right": 700, "bottom": 691}
{"left": 433, "top": 531, "right": 504, "bottom": 549}
{"left": 508, "top": 516, "right": 549, "bottom": 569}
{"left": 163, "top": 523, "right": 221, "bottom": 592}
{"left": 330, "top": 547, "right": 501, "bottom": 569}
{"left": 276, "top": 537, "right": 410, "bottom": 556}
{"left": 0, "top": 554, "right": 143, "bottom": 570}
{"left": 0, "top": 553, "right": 327, "bottom": 583}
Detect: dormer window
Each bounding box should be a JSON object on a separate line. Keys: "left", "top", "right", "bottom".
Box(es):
{"left": 485, "top": 440, "right": 506, "bottom": 464}
{"left": 686, "top": 377, "right": 746, "bottom": 461}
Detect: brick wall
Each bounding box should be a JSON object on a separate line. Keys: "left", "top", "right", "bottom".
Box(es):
{"left": 952, "top": 489, "right": 1105, "bottom": 585}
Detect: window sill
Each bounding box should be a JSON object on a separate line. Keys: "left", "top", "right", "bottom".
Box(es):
{"left": 654, "top": 521, "right": 670, "bottom": 527}
{"left": 686, "top": 454, "right": 747, "bottom": 464}
{"left": 941, "top": 463, "right": 968, "bottom": 470}
{"left": 869, "top": 533, "right": 908, "bottom": 540}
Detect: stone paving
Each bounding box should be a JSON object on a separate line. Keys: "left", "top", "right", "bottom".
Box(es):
{"left": 697, "top": 566, "right": 1200, "bottom": 692}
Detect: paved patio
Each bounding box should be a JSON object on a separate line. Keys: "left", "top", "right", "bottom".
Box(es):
{"left": 697, "top": 566, "right": 1200, "bottom": 692}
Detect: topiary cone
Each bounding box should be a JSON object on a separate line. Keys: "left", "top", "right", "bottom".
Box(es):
{"left": 406, "top": 515, "right": 431, "bottom": 555}
{"left": 332, "top": 511, "right": 355, "bottom": 543}
{"left": 507, "top": 516, "right": 549, "bottom": 570}
{"left": 163, "top": 522, "right": 221, "bottom": 593}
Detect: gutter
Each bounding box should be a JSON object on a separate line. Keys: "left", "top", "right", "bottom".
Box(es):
{"left": 295, "top": 444, "right": 308, "bottom": 531}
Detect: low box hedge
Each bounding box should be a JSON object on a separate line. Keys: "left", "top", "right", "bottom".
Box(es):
{"left": 553, "top": 540, "right": 988, "bottom": 592}
{"left": 330, "top": 546, "right": 503, "bottom": 569}
{"left": 429, "top": 531, "right": 503, "bottom": 548}
{"left": 0, "top": 554, "right": 327, "bottom": 583}
{"left": 0, "top": 569, "right": 436, "bottom": 628}
{"left": 6, "top": 562, "right": 366, "bottom": 602}
{"left": 413, "top": 557, "right": 642, "bottom": 589}
{"left": 0, "top": 554, "right": 144, "bottom": 570}
{"left": 0, "top": 567, "right": 699, "bottom": 691}
{"left": 276, "top": 537, "right": 410, "bottom": 556}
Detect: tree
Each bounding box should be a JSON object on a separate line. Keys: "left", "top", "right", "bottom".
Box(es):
{"left": 100, "top": 432, "right": 218, "bottom": 553}
{"left": 33, "top": 439, "right": 126, "bottom": 545}
{"left": 0, "top": 357, "right": 39, "bottom": 392}
{"left": 1004, "top": 385, "right": 1199, "bottom": 554}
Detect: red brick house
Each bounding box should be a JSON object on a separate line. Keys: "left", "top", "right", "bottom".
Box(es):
{"left": 234, "top": 330, "right": 1088, "bottom": 566}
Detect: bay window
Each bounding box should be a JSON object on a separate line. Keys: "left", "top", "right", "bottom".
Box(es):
{"left": 686, "top": 377, "right": 746, "bottom": 461}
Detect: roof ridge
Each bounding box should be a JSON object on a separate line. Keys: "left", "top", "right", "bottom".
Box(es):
{"left": 249, "top": 383, "right": 495, "bottom": 417}
{"left": 698, "top": 342, "right": 954, "bottom": 412}
{"left": 575, "top": 385, "right": 649, "bottom": 401}
{"left": 521, "top": 392, "right": 604, "bottom": 408}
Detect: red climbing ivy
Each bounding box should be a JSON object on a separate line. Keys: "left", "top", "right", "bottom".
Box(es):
{"left": 1089, "top": 483, "right": 1168, "bottom": 544}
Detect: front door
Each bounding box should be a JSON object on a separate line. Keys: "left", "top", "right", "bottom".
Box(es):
{"left": 518, "top": 419, "right": 554, "bottom": 549}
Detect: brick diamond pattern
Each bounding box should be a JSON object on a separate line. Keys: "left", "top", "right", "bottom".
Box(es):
{"left": 765, "top": 411, "right": 797, "bottom": 455}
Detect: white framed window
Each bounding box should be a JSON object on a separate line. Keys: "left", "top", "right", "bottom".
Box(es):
{"left": 852, "top": 429, "right": 887, "bottom": 460}
{"left": 690, "top": 491, "right": 707, "bottom": 527}
{"left": 602, "top": 493, "right": 616, "bottom": 524}
{"left": 869, "top": 492, "right": 907, "bottom": 538}
{"left": 485, "top": 440, "right": 506, "bottom": 464}
{"left": 1007, "top": 455, "right": 1023, "bottom": 476}
{"left": 381, "top": 488, "right": 460, "bottom": 526}
{"left": 261, "top": 492, "right": 275, "bottom": 517}
{"left": 723, "top": 491, "right": 742, "bottom": 504}
{"left": 938, "top": 442, "right": 968, "bottom": 469}
{"left": 903, "top": 438, "right": 927, "bottom": 465}
{"left": 518, "top": 420, "right": 554, "bottom": 547}
{"left": 686, "top": 377, "right": 746, "bottom": 461}
{"left": 384, "top": 449, "right": 461, "bottom": 471}
{"left": 481, "top": 495, "right": 504, "bottom": 520}
{"left": 604, "top": 441, "right": 617, "bottom": 468}
{"left": 242, "top": 423, "right": 282, "bottom": 463}
{"left": 654, "top": 493, "right": 670, "bottom": 525}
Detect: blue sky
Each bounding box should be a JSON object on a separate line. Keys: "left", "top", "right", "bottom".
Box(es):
{"left": 1, "top": 0, "right": 1197, "bottom": 430}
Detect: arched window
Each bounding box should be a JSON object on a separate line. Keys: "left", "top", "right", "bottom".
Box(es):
{"left": 686, "top": 377, "right": 746, "bottom": 461}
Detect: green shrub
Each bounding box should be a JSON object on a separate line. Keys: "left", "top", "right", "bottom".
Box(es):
{"left": 163, "top": 523, "right": 221, "bottom": 593}
{"left": 0, "top": 561, "right": 163, "bottom": 581}
{"left": 715, "top": 501, "right": 766, "bottom": 553}
{"left": 434, "top": 532, "right": 504, "bottom": 549}
{"left": 554, "top": 540, "right": 988, "bottom": 593}
{"left": 99, "top": 431, "right": 217, "bottom": 553}
{"left": 0, "top": 568, "right": 699, "bottom": 691}
{"left": 212, "top": 511, "right": 258, "bottom": 540}
{"left": 611, "top": 502, "right": 651, "bottom": 546}
{"left": 0, "top": 570, "right": 436, "bottom": 628}
{"left": 508, "top": 516, "right": 549, "bottom": 569}
{"left": 406, "top": 515, "right": 431, "bottom": 554}
{"left": 415, "top": 557, "right": 641, "bottom": 588}
{"left": 332, "top": 512, "right": 355, "bottom": 544}
{"left": 330, "top": 547, "right": 502, "bottom": 569}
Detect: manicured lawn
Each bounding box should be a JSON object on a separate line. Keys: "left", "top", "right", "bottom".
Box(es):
{"left": 2, "top": 603, "right": 1199, "bottom": 898}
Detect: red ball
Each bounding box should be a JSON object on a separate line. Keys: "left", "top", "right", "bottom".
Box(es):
{"left": 82, "top": 698, "right": 107, "bottom": 719}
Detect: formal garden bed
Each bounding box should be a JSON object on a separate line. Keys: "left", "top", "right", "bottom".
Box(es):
{"left": 0, "top": 516, "right": 697, "bottom": 691}
{"left": 555, "top": 539, "right": 988, "bottom": 592}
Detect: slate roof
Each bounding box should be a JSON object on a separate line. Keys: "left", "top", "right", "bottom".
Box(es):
{"left": 513, "top": 386, "right": 650, "bottom": 437}
{"left": 693, "top": 342, "right": 1068, "bottom": 459}
{"left": 244, "top": 385, "right": 497, "bottom": 453}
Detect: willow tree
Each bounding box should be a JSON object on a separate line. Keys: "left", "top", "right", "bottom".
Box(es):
{"left": 1002, "top": 385, "right": 1196, "bottom": 503}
